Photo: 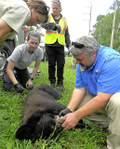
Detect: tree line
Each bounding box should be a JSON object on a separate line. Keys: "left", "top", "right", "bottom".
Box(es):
{"left": 91, "top": 0, "right": 120, "bottom": 52}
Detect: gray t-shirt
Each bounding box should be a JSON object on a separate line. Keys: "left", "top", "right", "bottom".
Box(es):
{"left": 0, "top": 0, "right": 31, "bottom": 42}
{"left": 7, "top": 44, "right": 43, "bottom": 69}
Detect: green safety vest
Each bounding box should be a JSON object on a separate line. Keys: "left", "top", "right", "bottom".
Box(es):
{"left": 45, "top": 14, "right": 68, "bottom": 45}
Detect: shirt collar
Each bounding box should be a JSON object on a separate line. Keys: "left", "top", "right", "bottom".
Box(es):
{"left": 87, "top": 45, "right": 100, "bottom": 71}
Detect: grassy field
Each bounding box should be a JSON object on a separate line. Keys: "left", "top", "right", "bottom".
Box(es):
{"left": 0, "top": 57, "right": 108, "bottom": 149}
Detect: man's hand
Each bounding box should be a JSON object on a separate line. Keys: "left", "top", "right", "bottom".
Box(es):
{"left": 62, "top": 113, "right": 79, "bottom": 130}
{"left": 59, "top": 108, "right": 72, "bottom": 117}
{"left": 14, "top": 83, "right": 24, "bottom": 93}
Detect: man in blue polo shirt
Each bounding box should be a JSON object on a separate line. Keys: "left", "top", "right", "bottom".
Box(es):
{"left": 59, "top": 36, "right": 120, "bottom": 149}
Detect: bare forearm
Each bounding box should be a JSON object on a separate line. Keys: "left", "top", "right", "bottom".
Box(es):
{"left": 31, "top": 61, "right": 40, "bottom": 78}
{"left": 67, "top": 87, "right": 86, "bottom": 112}
{"left": 31, "top": 67, "right": 39, "bottom": 78}
{"left": 0, "top": 19, "right": 13, "bottom": 41}
{"left": 7, "top": 69, "right": 18, "bottom": 85}
{"left": 74, "top": 95, "right": 111, "bottom": 121}
{"left": 62, "top": 92, "right": 113, "bottom": 131}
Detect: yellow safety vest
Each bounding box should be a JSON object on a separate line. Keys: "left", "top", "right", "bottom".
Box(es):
{"left": 45, "top": 14, "right": 68, "bottom": 45}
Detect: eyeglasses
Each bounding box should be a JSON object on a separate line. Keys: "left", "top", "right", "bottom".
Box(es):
{"left": 51, "top": 0, "right": 60, "bottom": 3}
{"left": 43, "top": 14, "right": 48, "bottom": 23}
{"left": 51, "top": 0, "right": 61, "bottom": 6}
{"left": 72, "top": 42, "right": 84, "bottom": 48}
{"left": 35, "top": 2, "right": 50, "bottom": 23}
{"left": 45, "top": 5, "right": 50, "bottom": 15}
{"left": 72, "top": 42, "right": 93, "bottom": 49}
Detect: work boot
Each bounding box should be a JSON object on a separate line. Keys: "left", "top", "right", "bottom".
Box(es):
{"left": 50, "top": 83, "right": 55, "bottom": 88}
{"left": 56, "top": 81, "right": 64, "bottom": 91}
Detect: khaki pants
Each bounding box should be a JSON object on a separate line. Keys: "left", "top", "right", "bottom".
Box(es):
{"left": 78, "top": 92, "right": 120, "bottom": 149}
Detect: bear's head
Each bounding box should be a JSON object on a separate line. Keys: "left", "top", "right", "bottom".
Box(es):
{"left": 15, "top": 111, "right": 64, "bottom": 142}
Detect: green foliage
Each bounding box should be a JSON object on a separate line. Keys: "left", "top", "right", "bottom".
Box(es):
{"left": 96, "top": 15, "right": 105, "bottom": 24}
{"left": 92, "top": 7, "right": 120, "bottom": 50}
{"left": 0, "top": 57, "right": 108, "bottom": 149}
{"left": 92, "top": 13, "right": 113, "bottom": 47}
{"left": 117, "top": 45, "right": 120, "bottom": 52}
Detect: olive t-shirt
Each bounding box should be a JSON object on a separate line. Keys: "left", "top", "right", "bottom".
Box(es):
{"left": 0, "top": 0, "right": 31, "bottom": 42}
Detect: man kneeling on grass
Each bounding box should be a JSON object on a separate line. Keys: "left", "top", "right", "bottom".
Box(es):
{"left": 59, "top": 36, "right": 120, "bottom": 149}
{"left": 2, "top": 31, "right": 43, "bottom": 93}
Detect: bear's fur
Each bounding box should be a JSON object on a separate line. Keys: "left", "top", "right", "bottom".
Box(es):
{"left": 15, "top": 83, "right": 89, "bottom": 142}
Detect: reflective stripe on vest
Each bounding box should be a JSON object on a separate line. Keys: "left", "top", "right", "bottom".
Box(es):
{"left": 45, "top": 14, "right": 68, "bottom": 45}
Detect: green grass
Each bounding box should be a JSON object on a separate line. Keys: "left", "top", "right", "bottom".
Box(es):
{"left": 0, "top": 57, "right": 108, "bottom": 149}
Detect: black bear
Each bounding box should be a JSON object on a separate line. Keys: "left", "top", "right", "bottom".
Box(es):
{"left": 15, "top": 83, "right": 89, "bottom": 142}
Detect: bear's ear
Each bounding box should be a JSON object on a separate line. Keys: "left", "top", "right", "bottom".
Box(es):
{"left": 15, "top": 124, "right": 35, "bottom": 140}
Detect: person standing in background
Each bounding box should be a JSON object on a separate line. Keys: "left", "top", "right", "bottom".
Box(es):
{"left": 0, "top": 0, "right": 50, "bottom": 46}
{"left": 41, "top": 0, "right": 71, "bottom": 90}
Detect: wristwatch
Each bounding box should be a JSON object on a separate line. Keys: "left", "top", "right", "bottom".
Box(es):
{"left": 30, "top": 77, "right": 34, "bottom": 80}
